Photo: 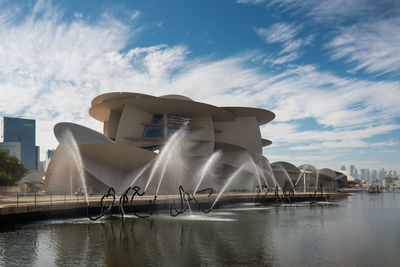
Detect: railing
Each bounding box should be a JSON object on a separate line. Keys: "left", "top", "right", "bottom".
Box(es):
{"left": 0, "top": 188, "right": 339, "bottom": 210}
{"left": 0, "top": 192, "right": 106, "bottom": 209}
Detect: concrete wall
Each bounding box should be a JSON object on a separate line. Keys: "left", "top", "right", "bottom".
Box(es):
{"left": 214, "top": 116, "right": 262, "bottom": 159}
{"left": 115, "top": 105, "right": 152, "bottom": 146}
{"left": 186, "top": 116, "right": 214, "bottom": 156}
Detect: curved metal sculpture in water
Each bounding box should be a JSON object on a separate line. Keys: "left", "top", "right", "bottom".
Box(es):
{"left": 257, "top": 185, "right": 296, "bottom": 206}
{"left": 256, "top": 185, "right": 271, "bottom": 206}
{"left": 282, "top": 188, "right": 295, "bottom": 203}
{"left": 88, "top": 187, "right": 116, "bottom": 220}
{"left": 309, "top": 190, "right": 318, "bottom": 207}
{"left": 368, "top": 185, "right": 384, "bottom": 193}
{"left": 119, "top": 186, "right": 157, "bottom": 219}
{"left": 87, "top": 186, "right": 156, "bottom": 220}
{"left": 87, "top": 184, "right": 213, "bottom": 220}
{"left": 170, "top": 185, "right": 214, "bottom": 217}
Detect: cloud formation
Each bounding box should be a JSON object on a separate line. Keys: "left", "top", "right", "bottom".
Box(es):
{"left": 327, "top": 18, "right": 400, "bottom": 76}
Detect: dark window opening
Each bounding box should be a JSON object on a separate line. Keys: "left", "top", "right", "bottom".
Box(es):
{"left": 151, "top": 114, "right": 163, "bottom": 124}
{"left": 143, "top": 126, "right": 164, "bottom": 138}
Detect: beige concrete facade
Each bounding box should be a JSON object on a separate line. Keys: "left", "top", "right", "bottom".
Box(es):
{"left": 44, "top": 92, "right": 275, "bottom": 194}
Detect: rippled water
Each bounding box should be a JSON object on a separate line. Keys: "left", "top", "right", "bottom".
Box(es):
{"left": 1, "top": 193, "right": 399, "bottom": 266}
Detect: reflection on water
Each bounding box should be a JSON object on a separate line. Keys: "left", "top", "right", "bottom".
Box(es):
{"left": 1, "top": 194, "right": 399, "bottom": 266}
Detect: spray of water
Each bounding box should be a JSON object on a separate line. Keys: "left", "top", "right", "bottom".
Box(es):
{"left": 144, "top": 128, "right": 186, "bottom": 194}
{"left": 193, "top": 151, "right": 222, "bottom": 197}
{"left": 263, "top": 161, "right": 278, "bottom": 188}
{"left": 277, "top": 163, "right": 295, "bottom": 191}
{"left": 247, "top": 155, "right": 267, "bottom": 189}
{"left": 61, "top": 130, "right": 89, "bottom": 205}
{"left": 315, "top": 169, "right": 319, "bottom": 191}
{"left": 210, "top": 164, "right": 247, "bottom": 210}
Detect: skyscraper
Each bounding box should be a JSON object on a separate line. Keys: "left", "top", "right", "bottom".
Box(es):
{"left": 340, "top": 165, "right": 346, "bottom": 171}
{"left": 360, "top": 169, "right": 366, "bottom": 180}
{"left": 350, "top": 165, "right": 355, "bottom": 177}
{"left": 366, "top": 169, "right": 370, "bottom": 183}
{"left": 371, "top": 170, "right": 377, "bottom": 180}
{"left": 1, "top": 117, "right": 37, "bottom": 170}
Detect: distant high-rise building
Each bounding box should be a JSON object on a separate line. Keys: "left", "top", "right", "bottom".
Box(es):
{"left": 1, "top": 117, "right": 37, "bottom": 170}
{"left": 35, "top": 146, "right": 40, "bottom": 170}
{"left": 366, "top": 169, "right": 370, "bottom": 182}
{"left": 371, "top": 170, "right": 377, "bottom": 180}
{"left": 355, "top": 168, "right": 358, "bottom": 179}
{"left": 0, "top": 142, "right": 21, "bottom": 160}
{"left": 394, "top": 170, "right": 398, "bottom": 177}
{"left": 38, "top": 160, "right": 46, "bottom": 172}
{"left": 340, "top": 165, "right": 346, "bottom": 171}
{"left": 378, "top": 168, "right": 386, "bottom": 179}
{"left": 360, "top": 169, "right": 366, "bottom": 180}
{"left": 350, "top": 165, "right": 355, "bottom": 177}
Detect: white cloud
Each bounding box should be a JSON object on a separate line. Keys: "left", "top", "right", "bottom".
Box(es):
{"left": 236, "top": 0, "right": 267, "bottom": 5}
{"left": 74, "top": 12, "right": 83, "bottom": 19}
{"left": 327, "top": 18, "right": 400, "bottom": 76}
{"left": 255, "top": 23, "right": 299, "bottom": 44}
{"left": 264, "top": 0, "right": 385, "bottom": 22}
{"left": 130, "top": 10, "right": 140, "bottom": 20}
{"left": 290, "top": 140, "right": 398, "bottom": 151}
{"left": 255, "top": 23, "right": 312, "bottom": 64}
{"left": 262, "top": 123, "right": 400, "bottom": 145}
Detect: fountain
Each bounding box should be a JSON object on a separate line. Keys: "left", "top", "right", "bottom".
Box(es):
{"left": 60, "top": 130, "right": 89, "bottom": 205}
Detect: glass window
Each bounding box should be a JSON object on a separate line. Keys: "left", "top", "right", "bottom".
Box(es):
{"left": 167, "top": 114, "right": 191, "bottom": 126}
{"left": 151, "top": 114, "right": 163, "bottom": 124}
{"left": 143, "top": 126, "right": 164, "bottom": 138}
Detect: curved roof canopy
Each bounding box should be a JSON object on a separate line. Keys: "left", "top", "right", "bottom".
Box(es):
{"left": 91, "top": 92, "right": 152, "bottom": 106}
{"left": 298, "top": 164, "right": 318, "bottom": 172}
{"left": 271, "top": 161, "right": 300, "bottom": 173}
{"left": 89, "top": 92, "right": 275, "bottom": 125}
{"left": 262, "top": 139, "right": 272, "bottom": 147}
{"left": 19, "top": 170, "right": 45, "bottom": 185}
{"left": 54, "top": 122, "right": 113, "bottom": 146}
{"left": 318, "top": 168, "right": 338, "bottom": 179}
{"left": 160, "top": 94, "right": 193, "bottom": 101}
{"left": 90, "top": 94, "right": 235, "bottom": 122}
{"left": 222, "top": 107, "right": 275, "bottom": 125}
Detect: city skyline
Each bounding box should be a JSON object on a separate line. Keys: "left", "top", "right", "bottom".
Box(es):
{"left": 0, "top": 0, "right": 399, "bottom": 172}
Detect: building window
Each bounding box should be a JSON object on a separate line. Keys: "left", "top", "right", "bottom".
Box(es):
{"left": 143, "top": 126, "right": 164, "bottom": 138}
{"left": 167, "top": 114, "right": 191, "bottom": 126}
{"left": 151, "top": 114, "right": 163, "bottom": 124}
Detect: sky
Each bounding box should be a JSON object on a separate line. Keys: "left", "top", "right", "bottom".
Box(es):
{"left": 0, "top": 0, "right": 399, "bottom": 173}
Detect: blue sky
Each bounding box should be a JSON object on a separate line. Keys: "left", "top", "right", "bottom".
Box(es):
{"left": 0, "top": 0, "right": 399, "bottom": 173}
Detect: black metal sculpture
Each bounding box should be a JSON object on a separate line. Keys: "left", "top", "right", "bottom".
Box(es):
{"left": 169, "top": 185, "right": 214, "bottom": 217}
{"left": 87, "top": 187, "right": 116, "bottom": 220}
{"left": 368, "top": 185, "right": 384, "bottom": 193}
